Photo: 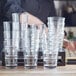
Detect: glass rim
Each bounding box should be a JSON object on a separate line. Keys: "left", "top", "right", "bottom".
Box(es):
{"left": 48, "top": 17, "right": 65, "bottom": 21}
{"left": 3, "top": 21, "right": 11, "bottom": 24}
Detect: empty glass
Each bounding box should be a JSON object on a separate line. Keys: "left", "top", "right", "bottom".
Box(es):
{"left": 43, "top": 17, "right": 65, "bottom": 69}
{"left": 21, "top": 24, "right": 40, "bottom": 69}
{"left": 3, "top": 21, "right": 17, "bottom": 68}
{"left": 11, "top": 13, "right": 20, "bottom": 68}
{"left": 20, "top": 12, "right": 28, "bottom": 51}
{"left": 3, "top": 13, "right": 20, "bottom": 68}
{"left": 12, "top": 13, "right": 20, "bottom": 22}
{"left": 12, "top": 13, "right": 20, "bottom": 52}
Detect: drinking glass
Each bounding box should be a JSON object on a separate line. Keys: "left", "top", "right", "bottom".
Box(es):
{"left": 3, "top": 21, "right": 18, "bottom": 68}
{"left": 3, "top": 13, "right": 20, "bottom": 68}
{"left": 43, "top": 17, "right": 65, "bottom": 69}
{"left": 21, "top": 24, "right": 40, "bottom": 69}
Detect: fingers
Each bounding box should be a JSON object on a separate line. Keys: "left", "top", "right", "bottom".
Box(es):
{"left": 64, "top": 40, "right": 76, "bottom": 51}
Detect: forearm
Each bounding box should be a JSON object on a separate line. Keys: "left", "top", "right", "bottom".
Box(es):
{"left": 20, "top": 12, "right": 44, "bottom": 25}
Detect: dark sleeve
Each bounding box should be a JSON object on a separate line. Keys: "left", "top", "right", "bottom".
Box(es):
{"left": 39, "top": 0, "right": 56, "bottom": 26}
{"left": 0, "top": 0, "right": 7, "bottom": 54}
{"left": 3, "top": 0, "right": 25, "bottom": 21}
{"left": 47, "top": 0, "right": 57, "bottom": 17}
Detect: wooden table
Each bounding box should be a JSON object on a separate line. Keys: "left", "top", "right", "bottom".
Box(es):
{"left": 0, "top": 65, "right": 76, "bottom": 76}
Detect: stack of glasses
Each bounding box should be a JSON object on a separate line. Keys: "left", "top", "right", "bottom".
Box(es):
{"left": 43, "top": 17, "right": 65, "bottom": 69}
{"left": 3, "top": 13, "right": 65, "bottom": 69}
{"left": 3, "top": 13, "right": 20, "bottom": 68}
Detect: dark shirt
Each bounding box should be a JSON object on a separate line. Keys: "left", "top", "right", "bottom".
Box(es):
{"left": 4, "top": 0, "right": 56, "bottom": 24}
{"left": 0, "top": 0, "right": 56, "bottom": 60}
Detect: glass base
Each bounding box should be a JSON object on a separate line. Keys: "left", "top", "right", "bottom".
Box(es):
{"left": 44, "top": 66, "right": 56, "bottom": 69}
{"left": 5, "top": 66, "right": 17, "bottom": 69}
{"left": 24, "top": 55, "right": 37, "bottom": 69}
{"left": 25, "top": 66, "right": 37, "bottom": 69}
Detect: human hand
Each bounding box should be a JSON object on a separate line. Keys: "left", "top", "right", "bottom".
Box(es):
{"left": 63, "top": 39, "right": 76, "bottom": 51}
{"left": 20, "top": 12, "right": 43, "bottom": 25}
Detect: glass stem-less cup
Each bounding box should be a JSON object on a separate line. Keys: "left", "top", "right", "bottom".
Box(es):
{"left": 21, "top": 24, "right": 40, "bottom": 69}
{"left": 43, "top": 17, "right": 65, "bottom": 69}
{"left": 3, "top": 13, "right": 20, "bottom": 69}
{"left": 3, "top": 21, "right": 18, "bottom": 69}
{"left": 11, "top": 13, "right": 20, "bottom": 68}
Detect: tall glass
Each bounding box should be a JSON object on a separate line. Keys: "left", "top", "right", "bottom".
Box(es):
{"left": 3, "top": 13, "right": 20, "bottom": 68}
{"left": 12, "top": 13, "right": 20, "bottom": 53}
{"left": 11, "top": 13, "right": 20, "bottom": 68}
{"left": 20, "top": 12, "right": 28, "bottom": 51}
{"left": 43, "top": 17, "right": 65, "bottom": 69}
{"left": 3, "top": 21, "right": 11, "bottom": 68}
{"left": 3, "top": 21, "right": 17, "bottom": 68}
{"left": 22, "top": 24, "right": 40, "bottom": 69}
{"left": 38, "top": 24, "right": 46, "bottom": 65}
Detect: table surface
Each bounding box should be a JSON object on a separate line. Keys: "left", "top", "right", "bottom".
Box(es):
{"left": 0, "top": 65, "right": 76, "bottom": 76}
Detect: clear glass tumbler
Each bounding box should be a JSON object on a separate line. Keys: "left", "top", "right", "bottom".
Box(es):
{"left": 3, "top": 13, "right": 20, "bottom": 69}
{"left": 3, "top": 21, "right": 18, "bottom": 68}
{"left": 43, "top": 17, "right": 65, "bottom": 69}
{"left": 11, "top": 13, "right": 20, "bottom": 68}
{"left": 21, "top": 24, "right": 40, "bottom": 69}
{"left": 20, "top": 12, "right": 28, "bottom": 51}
